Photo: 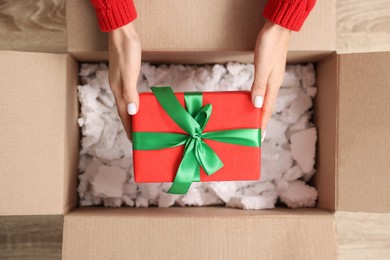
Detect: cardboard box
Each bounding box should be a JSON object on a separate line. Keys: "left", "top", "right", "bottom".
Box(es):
{"left": 1, "top": 0, "right": 389, "bottom": 259}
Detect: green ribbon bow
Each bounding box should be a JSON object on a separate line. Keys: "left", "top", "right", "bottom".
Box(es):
{"left": 132, "top": 86, "right": 261, "bottom": 194}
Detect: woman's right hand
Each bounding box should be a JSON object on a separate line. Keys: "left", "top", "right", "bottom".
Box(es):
{"left": 108, "top": 22, "right": 141, "bottom": 140}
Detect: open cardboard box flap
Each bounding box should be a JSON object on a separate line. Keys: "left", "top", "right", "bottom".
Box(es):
{"left": 62, "top": 207, "right": 335, "bottom": 260}
{"left": 315, "top": 52, "right": 390, "bottom": 213}
{"left": 0, "top": 51, "right": 78, "bottom": 215}
{"left": 336, "top": 52, "right": 390, "bottom": 212}
{"left": 67, "top": 0, "right": 335, "bottom": 63}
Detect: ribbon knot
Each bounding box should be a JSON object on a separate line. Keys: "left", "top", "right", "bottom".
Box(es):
{"left": 192, "top": 133, "right": 201, "bottom": 140}
{"left": 132, "top": 87, "right": 262, "bottom": 194}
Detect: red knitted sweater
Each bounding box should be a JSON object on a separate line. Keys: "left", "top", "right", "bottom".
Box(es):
{"left": 90, "top": 0, "right": 316, "bottom": 32}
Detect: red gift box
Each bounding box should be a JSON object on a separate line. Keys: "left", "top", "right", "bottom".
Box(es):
{"left": 132, "top": 87, "right": 262, "bottom": 190}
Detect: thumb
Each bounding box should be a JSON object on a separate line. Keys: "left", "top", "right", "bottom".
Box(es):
{"left": 123, "top": 83, "right": 139, "bottom": 115}
{"left": 251, "top": 66, "right": 269, "bottom": 109}
{"left": 120, "top": 56, "right": 141, "bottom": 115}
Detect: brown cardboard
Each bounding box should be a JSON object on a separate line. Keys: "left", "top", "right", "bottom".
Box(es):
{"left": 0, "top": 51, "right": 68, "bottom": 215}
{"left": 314, "top": 54, "right": 338, "bottom": 211}
{"left": 67, "top": 0, "right": 335, "bottom": 61}
{"left": 72, "top": 50, "right": 333, "bottom": 64}
{"left": 336, "top": 52, "right": 390, "bottom": 213}
{"left": 63, "top": 207, "right": 336, "bottom": 260}
{"left": 63, "top": 55, "right": 80, "bottom": 214}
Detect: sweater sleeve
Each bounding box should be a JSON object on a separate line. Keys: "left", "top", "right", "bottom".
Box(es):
{"left": 262, "top": 0, "right": 316, "bottom": 31}
{"left": 89, "top": 0, "right": 137, "bottom": 32}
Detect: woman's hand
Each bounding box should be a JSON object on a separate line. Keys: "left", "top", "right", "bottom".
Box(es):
{"left": 251, "top": 20, "right": 291, "bottom": 139}
{"left": 108, "top": 22, "right": 141, "bottom": 140}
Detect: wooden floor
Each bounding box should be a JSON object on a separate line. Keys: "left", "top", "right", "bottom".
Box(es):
{"left": 1, "top": 0, "right": 390, "bottom": 259}
{"left": 0, "top": 0, "right": 66, "bottom": 53}
{"left": 0, "top": 216, "right": 63, "bottom": 259}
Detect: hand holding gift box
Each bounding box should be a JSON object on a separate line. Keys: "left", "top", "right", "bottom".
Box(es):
{"left": 132, "top": 86, "right": 263, "bottom": 194}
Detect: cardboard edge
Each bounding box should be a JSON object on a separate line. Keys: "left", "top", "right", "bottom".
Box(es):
{"left": 63, "top": 54, "right": 80, "bottom": 215}
{"left": 336, "top": 53, "right": 340, "bottom": 212}
{"left": 69, "top": 50, "right": 334, "bottom": 64}
{"left": 65, "top": 206, "right": 334, "bottom": 217}
{"left": 314, "top": 51, "right": 338, "bottom": 212}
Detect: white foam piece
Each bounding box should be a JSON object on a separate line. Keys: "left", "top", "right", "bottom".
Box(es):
{"left": 143, "top": 64, "right": 173, "bottom": 87}
{"left": 303, "top": 169, "right": 316, "bottom": 182}
{"left": 123, "top": 195, "right": 135, "bottom": 207}
{"left": 158, "top": 193, "right": 178, "bottom": 208}
{"left": 78, "top": 112, "right": 104, "bottom": 140}
{"left": 139, "top": 183, "right": 162, "bottom": 204}
{"left": 261, "top": 142, "right": 293, "bottom": 182}
{"left": 275, "top": 178, "right": 290, "bottom": 191}
{"left": 265, "top": 117, "right": 288, "bottom": 144}
{"left": 291, "top": 128, "right": 317, "bottom": 173}
{"left": 91, "top": 165, "right": 127, "bottom": 198}
{"left": 96, "top": 67, "right": 110, "bottom": 91}
{"left": 283, "top": 165, "right": 304, "bottom": 182}
{"left": 78, "top": 154, "right": 90, "bottom": 172}
{"left": 282, "top": 68, "right": 301, "bottom": 88}
{"left": 288, "top": 112, "right": 311, "bottom": 136}
{"left": 207, "top": 182, "right": 239, "bottom": 203}
{"left": 241, "top": 181, "right": 276, "bottom": 195}
{"left": 137, "top": 78, "right": 151, "bottom": 93}
{"left": 79, "top": 63, "right": 99, "bottom": 77}
{"left": 98, "top": 124, "right": 119, "bottom": 150}
{"left": 302, "top": 63, "right": 316, "bottom": 88}
{"left": 220, "top": 62, "right": 254, "bottom": 91}
{"left": 280, "top": 94, "right": 313, "bottom": 124}
{"left": 279, "top": 180, "right": 318, "bottom": 208}
{"left": 80, "top": 158, "right": 104, "bottom": 182}
{"left": 305, "top": 86, "right": 317, "bottom": 97}
{"left": 227, "top": 190, "right": 278, "bottom": 210}
{"left": 104, "top": 197, "right": 122, "bottom": 207}
{"left": 274, "top": 88, "right": 300, "bottom": 113}
{"left": 122, "top": 182, "right": 138, "bottom": 199}
{"left": 176, "top": 188, "right": 205, "bottom": 206}
{"left": 110, "top": 157, "right": 133, "bottom": 171}
{"left": 194, "top": 65, "right": 227, "bottom": 91}
{"left": 135, "top": 196, "right": 149, "bottom": 208}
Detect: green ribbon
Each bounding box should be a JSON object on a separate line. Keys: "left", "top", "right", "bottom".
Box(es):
{"left": 133, "top": 86, "right": 262, "bottom": 194}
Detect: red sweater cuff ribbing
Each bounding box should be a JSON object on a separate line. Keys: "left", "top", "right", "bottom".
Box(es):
{"left": 91, "top": 0, "right": 137, "bottom": 32}
{"left": 263, "top": 0, "right": 316, "bottom": 31}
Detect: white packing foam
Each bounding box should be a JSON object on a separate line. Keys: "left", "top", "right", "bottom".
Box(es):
{"left": 77, "top": 62, "right": 319, "bottom": 210}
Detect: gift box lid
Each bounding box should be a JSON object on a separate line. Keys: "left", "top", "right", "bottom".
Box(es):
{"left": 66, "top": 0, "right": 335, "bottom": 63}
{"left": 0, "top": 51, "right": 79, "bottom": 215}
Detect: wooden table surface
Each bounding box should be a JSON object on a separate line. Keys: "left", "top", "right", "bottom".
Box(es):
{"left": 1, "top": 0, "right": 390, "bottom": 259}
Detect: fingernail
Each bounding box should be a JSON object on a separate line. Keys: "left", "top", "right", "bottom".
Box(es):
{"left": 262, "top": 130, "right": 267, "bottom": 143}
{"left": 127, "top": 103, "right": 137, "bottom": 115}
{"left": 254, "top": 95, "right": 264, "bottom": 108}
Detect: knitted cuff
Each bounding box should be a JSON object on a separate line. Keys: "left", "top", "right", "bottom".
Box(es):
{"left": 93, "top": 0, "right": 138, "bottom": 32}
{"left": 262, "top": 0, "right": 316, "bottom": 31}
